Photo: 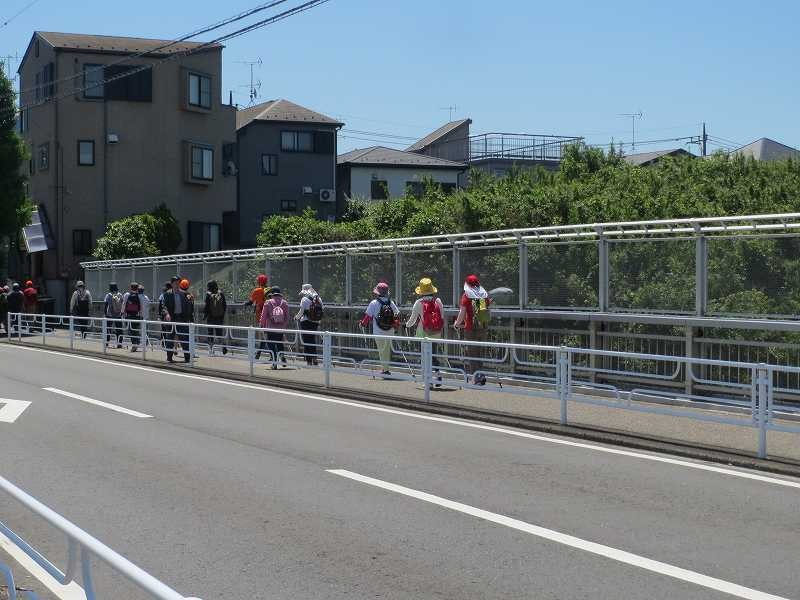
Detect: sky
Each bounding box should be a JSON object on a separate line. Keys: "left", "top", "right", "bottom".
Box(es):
{"left": 2, "top": 0, "right": 799, "bottom": 155}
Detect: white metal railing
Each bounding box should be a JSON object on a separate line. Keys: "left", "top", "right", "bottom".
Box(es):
{"left": 0, "top": 474, "right": 200, "bottom": 600}
{"left": 6, "top": 312, "right": 800, "bottom": 460}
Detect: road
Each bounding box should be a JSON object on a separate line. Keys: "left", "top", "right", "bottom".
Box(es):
{"left": 0, "top": 343, "right": 798, "bottom": 600}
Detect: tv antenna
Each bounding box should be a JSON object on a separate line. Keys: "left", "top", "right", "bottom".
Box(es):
{"left": 619, "top": 111, "right": 643, "bottom": 152}
{"left": 440, "top": 105, "right": 458, "bottom": 121}
{"left": 235, "top": 58, "right": 263, "bottom": 105}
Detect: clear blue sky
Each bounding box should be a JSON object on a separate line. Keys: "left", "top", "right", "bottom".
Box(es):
{"left": 3, "top": 0, "right": 799, "bottom": 154}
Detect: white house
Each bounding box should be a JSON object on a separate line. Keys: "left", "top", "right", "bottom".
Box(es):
{"left": 336, "top": 146, "right": 467, "bottom": 202}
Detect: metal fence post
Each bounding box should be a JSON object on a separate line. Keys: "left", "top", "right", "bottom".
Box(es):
{"left": 41, "top": 313, "right": 46, "bottom": 345}
{"left": 69, "top": 317, "right": 75, "bottom": 351}
{"left": 451, "top": 247, "right": 461, "bottom": 307}
{"left": 422, "top": 339, "right": 433, "bottom": 402}
{"left": 323, "top": 331, "right": 332, "bottom": 388}
{"left": 597, "top": 234, "right": 609, "bottom": 312}
{"left": 302, "top": 255, "right": 309, "bottom": 284}
{"left": 247, "top": 327, "right": 255, "bottom": 377}
{"left": 394, "top": 248, "right": 403, "bottom": 304}
{"left": 188, "top": 323, "right": 196, "bottom": 365}
{"left": 345, "top": 254, "right": 353, "bottom": 306}
{"left": 141, "top": 319, "right": 147, "bottom": 361}
{"left": 518, "top": 240, "right": 528, "bottom": 309}
{"left": 232, "top": 258, "right": 239, "bottom": 303}
{"left": 757, "top": 365, "right": 769, "bottom": 459}
{"left": 695, "top": 232, "right": 708, "bottom": 317}
{"left": 101, "top": 318, "right": 107, "bottom": 354}
{"left": 685, "top": 326, "right": 694, "bottom": 396}
{"left": 558, "top": 346, "right": 569, "bottom": 425}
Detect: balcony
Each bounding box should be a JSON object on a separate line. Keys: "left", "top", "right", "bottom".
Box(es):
{"left": 468, "top": 133, "right": 583, "bottom": 163}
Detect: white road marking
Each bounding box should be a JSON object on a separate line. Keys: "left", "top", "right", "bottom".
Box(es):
{"left": 6, "top": 345, "right": 800, "bottom": 489}
{"left": 43, "top": 387, "right": 153, "bottom": 419}
{"left": 0, "top": 399, "right": 31, "bottom": 423}
{"left": 0, "top": 530, "right": 86, "bottom": 600}
{"left": 328, "top": 469, "right": 790, "bottom": 600}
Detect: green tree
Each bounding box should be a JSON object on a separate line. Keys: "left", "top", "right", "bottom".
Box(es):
{"left": 149, "top": 203, "right": 182, "bottom": 254}
{"left": 92, "top": 214, "right": 160, "bottom": 260}
{"left": 0, "top": 64, "right": 29, "bottom": 274}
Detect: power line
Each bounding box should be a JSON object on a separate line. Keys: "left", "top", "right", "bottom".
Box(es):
{"left": 341, "top": 128, "right": 418, "bottom": 141}
{"left": 13, "top": 0, "right": 291, "bottom": 99}
{"left": 2, "top": 0, "right": 331, "bottom": 120}
{"left": 0, "top": 0, "right": 43, "bottom": 29}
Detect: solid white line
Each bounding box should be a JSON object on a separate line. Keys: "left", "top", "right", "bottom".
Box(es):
{"left": 43, "top": 387, "right": 153, "bottom": 419}
{"left": 5, "top": 344, "right": 799, "bottom": 489}
{"left": 0, "top": 530, "right": 86, "bottom": 600}
{"left": 328, "top": 469, "right": 789, "bottom": 600}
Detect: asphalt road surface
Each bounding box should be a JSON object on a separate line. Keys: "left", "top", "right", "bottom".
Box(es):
{"left": 0, "top": 343, "right": 798, "bottom": 600}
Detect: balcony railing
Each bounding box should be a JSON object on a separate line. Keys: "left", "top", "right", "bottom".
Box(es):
{"left": 468, "top": 133, "right": 583, "bottom": 162}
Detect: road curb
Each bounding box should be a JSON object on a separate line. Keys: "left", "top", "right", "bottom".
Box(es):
{"left": 9, "top": 341, "right": 800, "bottom": 479}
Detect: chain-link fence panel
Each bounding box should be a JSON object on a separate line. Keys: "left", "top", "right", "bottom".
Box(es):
{"left": 400, "top": 250, "right": 454, "bottom": 307}
{"left": 528, "top": 241, "right": 598, "bottom": 309}
{"left": 458, "top": 246, "right": 519, "bottom": 306}
{"left": 232, "top": 257, "right": 266, "bottom": 303}
{"left": 98, "top": 269, "right": 114, "bottom": 297}
{"left": 351, "top": 253, "right": 395, "bottom": 305}
{"left": 707, "top": 235, "right": 800, "bottom": 318}
{"left": 268, "top": 258, "right": 304, "bottom": 301}
{"left": 84, "top": 269, "right": 100, "bottom": 302}
{"left": 179, "top": 262, "right": 204, "bottom": 300}
{"left": 156, "top": 262, "right": 179, "bottom": 293}
{"left": 609, "top": 238, "right": 695, "bottom": 313}
{"left": 112, "top": 267, "right": 134, "bottom": 291}
{"left": 308, "top": 256, "right": 346, "bottom": 305}
{"left": 206, "top": 260, "right": 236, "bottom": 301}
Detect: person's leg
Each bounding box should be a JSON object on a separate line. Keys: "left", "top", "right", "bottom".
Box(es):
{"left": 178, "top": 322, "right": 190, "bottom": 361}
{"left": 300, "top": 321, "right": 314, "bottom": 365}
{"left": 130, "top": 317, "right": 140, "bottom": 350}
{"left": 266, "top": 332, "right": 280, "bottom": 367}
{"left": 376, "top": 335, "right": 392, "bottom": 372}
{"left": 308, "top": 321, "right": 319, "bottom": 364}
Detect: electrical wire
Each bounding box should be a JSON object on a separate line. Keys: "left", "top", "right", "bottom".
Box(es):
{"left": 2, "top": 0, "right": 331, "bottom": 120}
{"left": 341, "top": 128, "right": 418, "bottom": 141}
{"left": 1, "top": 0, "right": 43, "bottom": 29}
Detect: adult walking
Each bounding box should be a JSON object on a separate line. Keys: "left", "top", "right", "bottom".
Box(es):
{"left": 103, "top": 282, "right": 124, "bottom": 348}
{"left": 454, "top": 274, "right": 492, "bottom": 385}
{"left": 121, "top": 282, "right": 143, "bottom": 352}
{"left": 0, "top": 286, "right": 8, "bottom": 335}
{"left": 203, "top": 280, "right": 228, "bottom": 356}
{"left": 359, "top": 281, "right": 399, "bottom": 377}
{"left": 405, "top": 277, "right": 445, "bottom": 386}
{"left": 6, "top": 283, "right": 23, "bottom": 334}
{"left": 69, "top": 280, "right": 93, "bottom": 338}
{"left": 161, "top": 276, "right": 192, "bottom": 363}
{"left": 259, "top": 286, "right": 289, "bottom": 369}
{"left": 22, "top": 280, "right": 37, "bottom": 314}
{"left": 295, "top": 284, "right": 323, "bottom": 366}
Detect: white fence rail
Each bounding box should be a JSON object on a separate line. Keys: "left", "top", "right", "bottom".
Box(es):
{"left": 6, "top": 313, "right": 800, "bottom": 460}
{"left": 0, "top": 474, "right": 199, "bottom": 600}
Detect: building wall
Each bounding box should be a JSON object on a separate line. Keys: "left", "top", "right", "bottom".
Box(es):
{"left": 237, "top": 120, "right": 338, "bottom": 247}
{"left": 344, "top": 166, "right": 461, "bottom": 201}
{"left": 18, "top": 36, "right": 236, "bottom": 286}
{"left": 417, "top": 121, "right": 471, "bottom": 162}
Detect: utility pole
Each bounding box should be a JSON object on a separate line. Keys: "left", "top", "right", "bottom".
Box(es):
{"left": 235, "top": 58, "right": 262, "bottom": 105}
{"left": 619, "top": 111, "right": 643, "bottom": 152}
{"left": 701, "top": 122, "right": 708, "bottom": 157}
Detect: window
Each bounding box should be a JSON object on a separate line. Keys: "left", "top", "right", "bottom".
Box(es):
{"left": 78, "top": 140, "right": 95, "bottom": 166}
{"left": 38, "top": 143, "right": 49, "bottom": 170}
{"left": 406, "top": 181, "right": 424, "bottom": 198}
{"left": 314, "top": 131, "right": 334, "bottom": 154}
{"left": 73, "top": 229, "right": 92, "bottom": 256}
{"left": 187, "top": 222, "right": 221, "bottom": 252}
{"left": 261, "top": 154, "right": 278, "bottom": 175}
{"left": 281, "top": 131, "right": 313, "bottom": 152}
{"left": 106, "top": 65, "right": 152, "bottom": 102}
{"left": 190, "top": 145, "right": 214, "bottom": 180}
{"left": 281, "top": 199, "right": 297, "bottom": 212}
{"left": 37, "top": 63, "right": 54, "bottom": 99}
{"left": 83, "top": 64, "right": 105, "bottom": 99}
{"left": 370, "top": 180, "right": 388, "bottom": 200}
{"left": 188, "top": 73, "right": 211, "bottom": 109}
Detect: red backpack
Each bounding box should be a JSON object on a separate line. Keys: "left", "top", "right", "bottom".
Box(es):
{"left": 421, "top": 298, "right": 444, "bottom": 333}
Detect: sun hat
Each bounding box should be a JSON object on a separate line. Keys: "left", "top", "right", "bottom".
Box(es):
{"left": 76, "top": 280, "right": 85, "bottom": 287}
{"left": 171, "top": 275, "right": 180, "bottom": 282}
{"left": 415, "top": 277, "right": 437, "bottom": 296}
{"left": 373, "top": 281, "right": 390, "bottom": 296}
{"left": 257, "top": 274, "right": 268, "bottom": 286}
{"left": 270, "top": 286, "right": 282, "bottom": 296}
{"left": 465, "top": 274, "right": 480, "bottom": 287}
{"left": 299, "top": 283, "right": 317, "bottom": 297}
{"left": 179, "top": 279, "right": 190, "bottom": 290}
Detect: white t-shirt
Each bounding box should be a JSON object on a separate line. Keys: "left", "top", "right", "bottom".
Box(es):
{"left": 365, "top": 296, "right": 399, "bottom": 335}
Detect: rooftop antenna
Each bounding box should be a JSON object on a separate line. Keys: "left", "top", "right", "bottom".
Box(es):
{"left": 440, "top": 105, "right": 458, "bottom": 121}
{"left": 235, "top": 58, "right": 262, "bottom": 105}
{"left": 619, "top": 111, "right": 643, "bottom": 152}
{"left": 0, "top": 52, "right": 19, "bottom": 83}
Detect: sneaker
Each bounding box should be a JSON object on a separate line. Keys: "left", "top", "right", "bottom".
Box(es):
{"left": 130, "top": 346, "right": 138, "bottom": 353}
{"left": 271, "top": 364, "right": 278, "bottom": 370}
{"left": 472, "top": 374, "right": 487, "bottom": 386}
{"left": 222, "top": 347, "right": 228, "bottom": 355}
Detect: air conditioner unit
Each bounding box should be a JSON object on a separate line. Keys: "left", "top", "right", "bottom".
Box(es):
{"left": 302, "top": 186, "right": 313, "bottom": 195}
{"left": 319, "top": 188, "right": 335, "bottom": 203}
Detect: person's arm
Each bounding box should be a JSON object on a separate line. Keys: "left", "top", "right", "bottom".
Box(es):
{"left": 222, "top": 293, "right": 227, "bottom": 313}
{"left": 202, "top": 293, "right": 209, "bottom": 321}
{"left": 258, "top": 302, "right": 268, "bottom": 328}
{"left": 359, "top": 301, "right": 375, "bottom": 329}
{"left": 69, "top": 291, "right": 77, "bottom": 313}
{"left": 104, "top": 293, "right": 111, "bottom": 315}
{"left": 405, "top": 300, "right": 421, "bottom": 328}
{"left": 454, "top": 297, "right": 467, "bottom": 328}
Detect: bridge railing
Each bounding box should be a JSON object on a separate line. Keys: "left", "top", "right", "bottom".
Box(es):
{"left": 7, "top": 312, "right": 800, "bottom": 459}
{"left": 0, "top": 472, "right": 200, "bottom": 600}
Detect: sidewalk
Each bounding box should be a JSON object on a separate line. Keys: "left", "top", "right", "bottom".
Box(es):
{"left": 8, "top": 330, "right": 800, "bottom": 465}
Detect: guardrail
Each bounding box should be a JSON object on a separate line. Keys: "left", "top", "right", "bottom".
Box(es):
{"left": 6, "top": 312, "right": 800, "bottom": 459}
{"left": 0, "top": 474, "right": 199, "bottom": 600}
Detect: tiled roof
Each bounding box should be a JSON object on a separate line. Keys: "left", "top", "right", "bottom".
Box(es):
{"left": 36, "top": 31, "right": 220, "bottom": 55}
{"left": 406, "top": 119, "right": 471, "bottom": 152}
{"left": 236, "top": 99, "right": 343, "bottom": 129}
{"left": 731, "top": 138, "right": 800, "bottom": 161}
{"left": 338, "top": 146, "right": 467, "bottom": 168}
{"left": 624, "top": 148, "right": 692, "bottom": 166}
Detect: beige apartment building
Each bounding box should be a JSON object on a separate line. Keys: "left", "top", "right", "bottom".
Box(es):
{"left": 17, "top": 31, "right": 236, "bottom": 306}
